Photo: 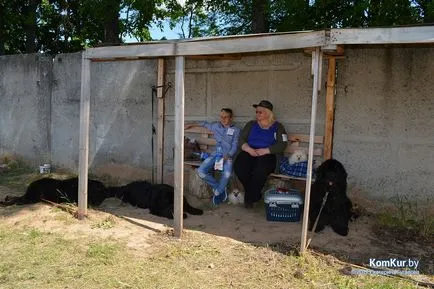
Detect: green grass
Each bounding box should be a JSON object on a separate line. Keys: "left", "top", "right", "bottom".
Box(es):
{"left": 91, "top": 216, "right": 117, "bottom": 230}
{"left": 374, "top": 194, "right": 433, "bottom": 242}
{"left": 0, "top": 224, "right": 425, "bottom": 289}
{"left": 0, "top": 168, "right": 36, "bottom": 191}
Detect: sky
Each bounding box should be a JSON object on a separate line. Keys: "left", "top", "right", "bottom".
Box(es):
{"left": 149, "top": 21, "right": 182, "bottom": 41}
{"left": 123, "top": 0, "right": 185, "bottom": 43}
{"left": 123, "top": 19, "right": 183, "bottom": 43}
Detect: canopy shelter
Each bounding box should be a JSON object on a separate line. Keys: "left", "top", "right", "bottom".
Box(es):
{"left": 78, "top": 26, "right": 434, "bottom": 253}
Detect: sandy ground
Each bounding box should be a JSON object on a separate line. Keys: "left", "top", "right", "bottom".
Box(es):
{"left": 0, "top": 185, "right": 432, "bottom": 276}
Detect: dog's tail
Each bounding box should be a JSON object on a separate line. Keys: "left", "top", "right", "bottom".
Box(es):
{"left": 183, "top": 197, "right": 203, "bottom": 215}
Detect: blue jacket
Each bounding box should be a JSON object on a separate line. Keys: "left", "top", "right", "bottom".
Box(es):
{"left": 199, "top": 121, "right": 241, "bottom": 158}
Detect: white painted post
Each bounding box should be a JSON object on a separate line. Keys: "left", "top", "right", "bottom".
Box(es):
{"left": 78, "top": 54, "right": 91, "bottom": 219}
{"left": 174, "top": 56, "right": 185, "bottom": 237}
{"left": 300, "top": 47, "right": 322, "bottom": 253}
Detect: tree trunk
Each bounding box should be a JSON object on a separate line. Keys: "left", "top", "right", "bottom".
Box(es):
{"left": 251, "top": 0, "right": 269, "bottom": 33}
{"left": 24, "top": 0, "right": 40, "bottom": 53}
{"left": 103, "top": 0, "right": 121, "bottom": 45}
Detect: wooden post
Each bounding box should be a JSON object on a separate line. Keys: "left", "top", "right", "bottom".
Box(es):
{"left": 300, "top": 48, "right": 322, "bottom": 253}
{"left": 174, "top": 56, "right": 185, "bottom": 238}
{"left": 78, "top": 55, "right": 91, "bottom": 219}
{"left": 156, "top": 58, "right": 165, "bottom": 184}
{"left": 324, "top": 57, "right": 336, "bottom": 160}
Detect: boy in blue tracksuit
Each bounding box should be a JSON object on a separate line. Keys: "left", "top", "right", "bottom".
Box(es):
{"left": 184, "top": 108, "right": 240, "bottom": 205}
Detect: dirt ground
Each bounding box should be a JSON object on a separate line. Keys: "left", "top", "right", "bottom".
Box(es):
{"left": 0, "top": 184, "right": 432, "bottom": 277}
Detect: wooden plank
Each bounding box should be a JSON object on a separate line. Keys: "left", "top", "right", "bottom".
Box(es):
{"left": 305, "top": 45, "right": 344, "bottom": 56}
{"left": 195, "top": 137, "right": 217, "bottom": 146}
{"left": 301, "top": 47, "right": 322, "bottom": 253}
{"left": 284, "top": 146, "right": 323, "bottom": 156}
{"left": 269, "top": 173, "right": 316, "bottom": 182}
{"left": 185, "top": 127, "right": 213, "bottom": 134}
{"left": 78, "top": 56, "right": 91, "bottom": 220}
{"left": 330, "top": 26, "right": 434, "bottom": 45}
{"left": 84, "top": 27, "right": 434, "bottom": 60}
{"left": 177, "top": 31, "right": 326, "bottom": 56}
{"left": 288, "top": 134, "right": 323, "bottom": 144}
{"left": 85, "top": 43, "right": 176, "bottom": 60}
{"left": 174, "top": 56, "right": 185, "bottom": 238}
{"left": 324, "top": 57, "right": 336, "bottom": 160}
{"left": 156, "top": 58, "right": 165, "bottom": 184}
{"left": 184, "top": 160, "right": 202, "bottom": 167}
{"left": 186, "top": 54, "right": 243, "bottom": 60}
{"left": 85, "top": 31, "right": 326, "bottom": 59}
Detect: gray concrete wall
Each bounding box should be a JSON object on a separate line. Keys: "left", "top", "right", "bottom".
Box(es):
{"left": 0, "top": 54, "right": 52, "bottom": 165}
{"left": 334, "top": 47, "right": 434, "bottom": 200}
{"left": 51, "top": 53, "right": 156, "bottom": 180}
{"left": 0, "top": 47, "right": 432, "bottom": 200}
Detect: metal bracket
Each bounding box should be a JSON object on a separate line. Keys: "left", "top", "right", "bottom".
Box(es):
{"left": 151, "top": 82, "right": 172, "bottom": 98}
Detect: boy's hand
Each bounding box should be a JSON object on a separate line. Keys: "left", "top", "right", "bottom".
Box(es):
{"left": 184, "top": 123, "right": 194, "bottom": 129}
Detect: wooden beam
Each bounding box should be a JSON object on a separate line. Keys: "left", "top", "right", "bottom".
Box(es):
{"left": 84, "top": 26, "right": 434, "bottom": 60}
{"left": 174, "top": 56, "right": 185, "bottom": 238}
{"left": 78, "top": 56, "right": 91, "bottom": 219}
{"left": 300, "top": 48, "right": 322, "bottom": 254}
{"left": 304, "top": 45, "right": 344, "bottom": 56}
{"left": 330, "top": 26, "right": 434, "bottom": 45}
{"left": 186, "top": 54, "right": 243, "bottom": 60}
{"left": 84, "top": 31, "right": 326, "bottom": 59}
{"left": 324, "top": 57, "right": 336, "bottom": 160}
{"left": 288, "top": 134, "right": 323, "bottom": 144}
{"left": 156, "top": 58, "right": 165, "bottom": 184}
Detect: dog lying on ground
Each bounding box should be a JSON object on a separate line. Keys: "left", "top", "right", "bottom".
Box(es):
{"left": 308, "top": 159, "right": 353, "bottom": 236}
{"left": 107, "top": 181, "right": 203, "bottom": 219}
{"left": 0, "top": 177, "right": 108, "bottom": 207}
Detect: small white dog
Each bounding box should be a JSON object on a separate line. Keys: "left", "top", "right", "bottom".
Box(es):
{"left": 288, "top": 149, "right": 307, "bottom": 165}
{"left": 228, "top": 189, "right": 244, "bottom": 205}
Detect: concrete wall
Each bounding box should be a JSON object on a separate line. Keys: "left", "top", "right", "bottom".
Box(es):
{"left": 51, "top": 53, "right": 156, "bottom": 180}
{"left": 0, "top": 54, "right": 52, "bottom": 165}
{"left": 334, "top": 47, "right": 434, "bottom": 200}
{"left": 0, "top": 46, "right": 432, "bottom": 200}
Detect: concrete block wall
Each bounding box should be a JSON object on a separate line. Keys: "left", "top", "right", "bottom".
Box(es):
{"left": 0, "top": 54, "right": 52, "bottom": 165}
{"left": 334, "top": 47, "right": 434, "bottom": 200}
{"left": 51, "top": 53, "right": 157, "bottom": 180}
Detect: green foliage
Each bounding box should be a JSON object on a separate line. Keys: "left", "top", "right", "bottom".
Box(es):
{"left": 1, "top": 0, "right": 433, "bottom": 54}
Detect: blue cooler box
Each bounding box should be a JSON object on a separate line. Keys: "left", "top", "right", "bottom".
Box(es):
{"left": 264, "top": 188, "right": 304, "bottom": 222}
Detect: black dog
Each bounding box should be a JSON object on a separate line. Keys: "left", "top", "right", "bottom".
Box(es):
{"left": 0, "top": 177, "right": 108, "bottom": 207}
{"left": 308, "top": 159, "right": 353, "bottom": 236}
{"left": 108, "top": 181, "right": 203, "bottom": 219}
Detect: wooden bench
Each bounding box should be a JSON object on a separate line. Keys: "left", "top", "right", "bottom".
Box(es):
{"left": 184, "top": 126, "right": 324, "bottom": 182}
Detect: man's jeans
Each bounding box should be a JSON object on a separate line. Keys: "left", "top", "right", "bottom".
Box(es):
{"left": 197, "top": 155, "right": 233, "bottom": 195}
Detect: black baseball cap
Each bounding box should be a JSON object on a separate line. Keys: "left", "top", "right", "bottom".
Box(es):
{"left": 253, "top": 100, "right": 273, "bottom": 111}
